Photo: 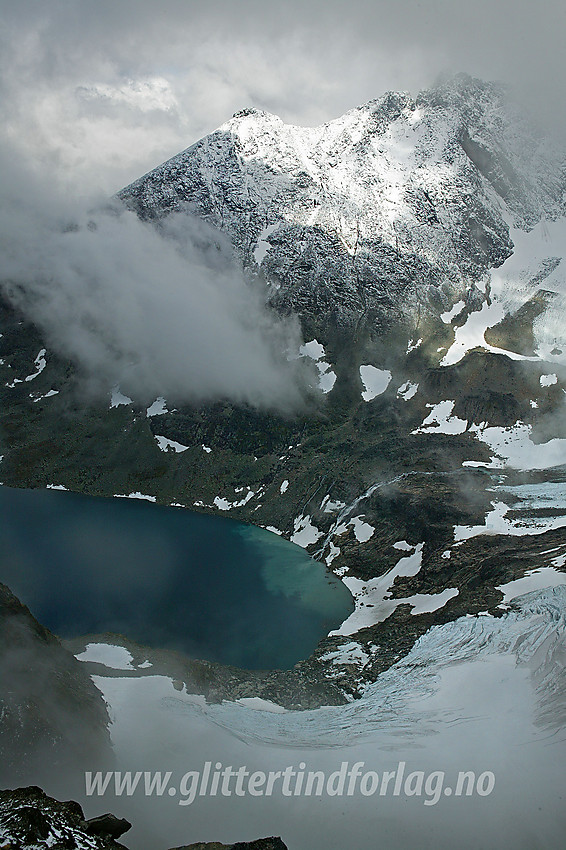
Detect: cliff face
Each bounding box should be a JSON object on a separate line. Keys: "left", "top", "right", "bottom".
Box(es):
{"left": 0, "top": 582, "right": 113, "bottom": 789}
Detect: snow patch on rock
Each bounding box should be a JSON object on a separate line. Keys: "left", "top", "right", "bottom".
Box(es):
{"left": 154, "top": 435, "right": 189, "bottom": 453}
{"left": 110, "top": 386, "right": 133, "bottom": 408}
{"left": 413, "top": 400, "right": 468, "bottom": 435}
{"left": 146, "top": 397, "right": 168, "bottom": 416}
{"left": 291, "top": 514, "right": 323, "bottom": 548}
{"left": 359, "top": 365, "right": 392, "bottom": 401}
{"left": 497, "top": 568, "right": 566, "bottom": 602}
{"left": 465, "top": 422, "right": 566, "bottom": 470}
{"left": 397, "top": 380, "right": 418, "bottom": 400}
{"left": 76, "top": 643, "right": 135, "bottom": 670}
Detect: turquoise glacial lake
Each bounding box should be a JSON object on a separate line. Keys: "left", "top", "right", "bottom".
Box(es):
{"left": 0, "top": 486, "right": 353, "bottom": 670}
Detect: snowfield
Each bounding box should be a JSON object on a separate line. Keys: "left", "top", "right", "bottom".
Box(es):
{"left": 83, "top": 586, "right": 566, "bottom": 850}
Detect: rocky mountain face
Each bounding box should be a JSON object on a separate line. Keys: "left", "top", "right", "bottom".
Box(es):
{"left": 0, "top": 583, "right": 113, "bottom": 789}
{"left": 1, "top": 74, "right": 566, "bottom": 710}
{"left": 118, "top": 74, "right": 565, "bottom": 339}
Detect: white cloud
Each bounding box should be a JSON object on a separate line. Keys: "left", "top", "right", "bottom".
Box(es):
{"left": 1, "top": 1, "right": 563, "bottom": 194}
{"left": 0, "top": 151, "right": 308, "bottom": 410}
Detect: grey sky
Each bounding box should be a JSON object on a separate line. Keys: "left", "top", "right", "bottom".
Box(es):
{"left": 1, "top": 0, "right": 564, "bottom": 409}
{"left": 1, "top": 0, "right": 564, "bottom": 193}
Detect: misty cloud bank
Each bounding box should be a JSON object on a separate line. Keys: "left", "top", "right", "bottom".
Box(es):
{"left": 1, "top": 0, "right": 564, "bottom": 194}
{"left": 0, "top": 149, "right": 308, "bottom": 410}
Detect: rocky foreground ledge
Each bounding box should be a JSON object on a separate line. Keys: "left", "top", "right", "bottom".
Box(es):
{"left": 0, "top": 787, "right": 287, "bottom": 850}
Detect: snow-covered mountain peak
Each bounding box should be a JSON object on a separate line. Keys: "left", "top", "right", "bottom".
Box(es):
{"left": 119, "top": 76, "right": 566, "bottom": 330}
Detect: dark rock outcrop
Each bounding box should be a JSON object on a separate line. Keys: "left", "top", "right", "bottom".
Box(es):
{"left": 0, "top": 787, "right": 129, "bottom": 849}
{"left": 0, "top": 786, "right": 287, "bottom": 850}
{"left": 85, "top": 813, "right": 133, "bottom": 840}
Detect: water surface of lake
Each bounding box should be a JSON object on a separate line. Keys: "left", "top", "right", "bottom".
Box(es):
{"left": 0, "top": 486, "right": 353, "bottom": 669}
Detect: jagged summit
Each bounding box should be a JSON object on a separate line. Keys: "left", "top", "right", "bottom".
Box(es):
{"left": 118, "top": 76, "right": 565, "bottom": 333}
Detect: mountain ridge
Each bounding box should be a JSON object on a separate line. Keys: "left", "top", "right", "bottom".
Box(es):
{"left": 118, "top": 74, "right": 565, "bottom": 340}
